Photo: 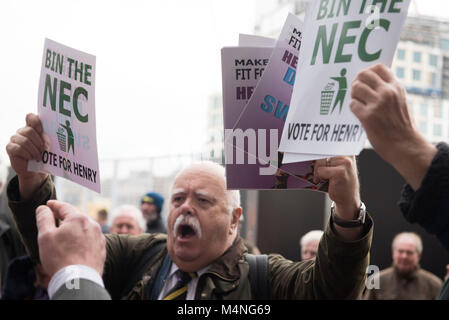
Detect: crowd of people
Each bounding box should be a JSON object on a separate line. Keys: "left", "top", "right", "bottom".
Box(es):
{"left": 0, "top": 64, "right": 448, "bottom": 300}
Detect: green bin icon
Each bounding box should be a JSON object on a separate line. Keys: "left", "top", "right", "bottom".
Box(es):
{"left": 57, "top": 127, "right": 66, "bottom": 152}
{"left": 320, "top": 83, "right": 335, "bottom": 115}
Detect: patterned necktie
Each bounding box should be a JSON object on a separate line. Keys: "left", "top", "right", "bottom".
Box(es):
{"left": 162, "top": 270, "right": 197, "bottom": 300}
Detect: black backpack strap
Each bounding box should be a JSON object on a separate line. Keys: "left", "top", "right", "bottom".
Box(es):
{"left": 245, "top": 254, "right": 269, "bottom": 300}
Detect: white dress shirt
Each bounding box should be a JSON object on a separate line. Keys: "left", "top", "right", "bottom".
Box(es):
{"left": 47, "top": 265, "right": 105, "bottom": 299}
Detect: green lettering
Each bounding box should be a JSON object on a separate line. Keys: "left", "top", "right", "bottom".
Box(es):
{"left": 337, "top": 0, "right": 351, "bottom": 16}
{"left": 73, "top": 87, "right": 89, "bottom": 123}
{"left": 67, "top": 58, "right": 75, "bottom": 79}
{"left": 59, "top": 80, "right": 71, "bottom": 117}
{"left": 372, "top": 0, "right": 387, "bottom": 13}
{"left": 359, "top": 0, "right": 368, "bottom": 14}
{"left": 84, "top": 64, "right": 92, "bottom": 86}
{"left": 388, "top": 0, "right": 403, "bottom": 13}
{"left": 43, "top": 74, "right": 57, "bottom": 111}
{"left": 45, "top": 50, "right": 52, "bottom": 69}
{"left": 358, "top": 19, "right": 390, "bottom": 61}
{"left": 56, "top": 54, "right": 64, "bottom": 75}
{"left": 311, "top": 24, "right": 338, "bottom": 65}
{"left": 328, "top": 0, "right": 336, "bottom": 18}
{"left": 335, "top": 20, "right": 361, "bottom": 63}
{"left": 51, "top": 52, "right": 56, "bottom": 71}
{"left": 317, "top": 0, "right": 329, "bottom": 20}
{"left": 74, "top": 61, "right": 83, "bottom": 82}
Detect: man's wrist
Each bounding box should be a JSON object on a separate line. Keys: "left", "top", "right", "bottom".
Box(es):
{"left": 18, "top": 173, "right": 48, "bottom": 200}
{"left": 332, "top": 201, "right": 366, "bottom": 228}
{"left": 389, "top": 133, "right": 437, "bottom": 190}
{"left": 333, "top": 200, "right": 361, "bottom": 221}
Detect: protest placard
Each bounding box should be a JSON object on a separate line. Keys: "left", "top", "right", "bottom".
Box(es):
{"left": 238, "top": 34, "right": 276, "bottom": 47}
{"left": 279, "top": 0, "right": 411, "bottom": 158}
{"left": 224, "top": 14, "right": 328, "bottom": 191}
{"left": 28, "top": 38, "right": 100, "bottom": 193}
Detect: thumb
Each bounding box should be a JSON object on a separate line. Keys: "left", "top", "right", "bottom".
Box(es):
{"left": 46, "top": 200, "right": 78, "bottom": 221}
{"left": 36, "top": 205, "right": 56, "bottom": 235}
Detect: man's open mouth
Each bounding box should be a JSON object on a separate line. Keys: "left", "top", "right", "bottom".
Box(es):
{"left": 178, "top": 224, "right": 196, "bottom": 239}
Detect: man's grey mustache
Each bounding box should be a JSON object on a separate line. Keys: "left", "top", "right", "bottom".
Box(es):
{"left": 173, "top": 215, "right": 202, "bottom": 239}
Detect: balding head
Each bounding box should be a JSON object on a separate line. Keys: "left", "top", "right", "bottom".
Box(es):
{"left": 300, "top": 230, "right": 323, "bottom": 260}
{"left": 167, "top": 161, "right": 242, "bottom": 272}
{"left": 392, "top": 232, "right": 422, "bottom": 275}
{"left": 173, "top": 161, "right": 241, "bottom": 214}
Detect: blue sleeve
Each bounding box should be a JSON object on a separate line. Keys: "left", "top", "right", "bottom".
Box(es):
{"left": 398, "top": 142, "right": 449, "bottom": 252}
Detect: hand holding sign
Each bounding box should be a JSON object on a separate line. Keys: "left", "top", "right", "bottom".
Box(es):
{"left": 28, "top": 39, "right": 100, "bottom": 193}
{"left": 6, "top": 113, "right": 50, "bottom": 199}
{"left": 313, "top": 155, "right": 362, "bottom": 241}
{"left": 279, "top": 0, "right": 411, "bottom": 159}
{"left": 350, "top": 64, "right": 437, "bottom": 190}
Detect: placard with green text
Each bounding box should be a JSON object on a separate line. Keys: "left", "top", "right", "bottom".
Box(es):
{"left": 28, "top": 38, "right": 100, "bottom": 193}
{"left": 279, "top": 0, "right": 410, "bottom": 159}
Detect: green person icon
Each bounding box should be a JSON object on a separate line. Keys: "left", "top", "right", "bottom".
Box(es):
{"left": 330, "top": 68, "right": 347, "bottom": 114}
{"left": 60, "top": 120, "right": 75, "bottom": 155}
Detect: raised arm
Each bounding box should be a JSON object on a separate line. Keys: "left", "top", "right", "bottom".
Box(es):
{"left": 270, "top": 156, "right": 373, "bottom": 299}
{"left": 350, "top": 64, "right": 449, "bottom": 255}
{"left": 350, "top": 63, "right": 437, "bottom": 191}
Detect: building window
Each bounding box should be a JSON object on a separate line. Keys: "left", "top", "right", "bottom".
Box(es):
{"left": 440, "top": 39, "right": 449, "bottom": 50}
{"left": 429, "top": 54, "right": 438, "bottom": 67}
{"left": 397, "top": 49, "right": 405, "bottom": 60}
{"left": 413, "top": 69, "right": 421, "bottom": 81}
{"left": 433, "top": 124, "right": 442, "bottom": 137}
{"left": 413, "top": 52, "right": 421, "bottom": 63}
{"left": 396, "top": 67, "right": 405, "bottom": 79}
{"left": 419, "top": 121, "right": 427, "bottom": 134}
{"left": 434, "top": 103, "right": 443, "bottom": 118}
{"left": 420, "top": 103, "right": 428, "bottom": 117}
{"left": 430, "top": 72, "right": 437, "bottom": 87}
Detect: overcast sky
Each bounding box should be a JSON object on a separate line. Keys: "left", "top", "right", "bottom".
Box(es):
{"left": 0, "top": 0, "right": 448, "bottom": 166}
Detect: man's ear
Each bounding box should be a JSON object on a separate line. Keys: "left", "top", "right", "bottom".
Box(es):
{"left": 230, "top": 207, "right": 242, "bottom": 232}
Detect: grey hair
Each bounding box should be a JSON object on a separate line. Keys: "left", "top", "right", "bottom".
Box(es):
{"left": 300, "top": 230, "right": 324, "bottom": 247}
{"left": 392, "top": 232, "right": 423, "bottom": 254}
{"left": 108, "top": 204, "right": 146, "bottom": 231}
{"left": 172, "top": 161, "right": 241, "bottom": 214}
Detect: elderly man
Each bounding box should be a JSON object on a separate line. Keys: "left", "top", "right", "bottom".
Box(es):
{"left": 108, "top": 205, "right": 145, "bottom": 236}
{"left": 364, "top": 232, "right": 442, "bottom": 300}
{"left": 6, "top": 114, "right": 373, "bottom": 300}
{"left": 299, "top": 230, "right": 323, "bottom": 261}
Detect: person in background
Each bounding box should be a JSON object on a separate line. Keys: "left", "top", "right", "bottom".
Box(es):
{"left": 109, "top": 205, "right": 145, "bottom": 236}
{"left": 299, "top": 230, "right": 324, "bottom": 261}
{"left": 97, "top": 209, "right": 109, "bottom": 234}
{"left": 140, "top": 192, "right": 166, "bottom": 234}
{"left": 363, "top": 232, "right": 442, "bottom": 300}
